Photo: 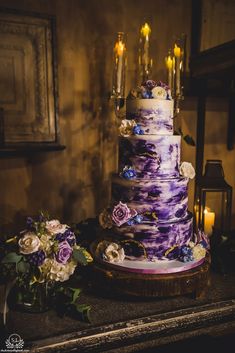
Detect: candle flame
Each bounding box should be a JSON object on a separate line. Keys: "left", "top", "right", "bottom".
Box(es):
{"left": 165, "top": 55, "right": 173, "bottom": 70}
{"left": 174, "top": 44, "right": 181, "bottom": 57}
{"left": 114, "top": 40, "right": 125, "bottom": 56}
{"left": 141, "top": 23, "right": 151, "bottom": 39}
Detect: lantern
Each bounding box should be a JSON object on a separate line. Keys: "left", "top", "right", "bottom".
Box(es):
{"left": 194, "top": 160, "right": 232, "bottom": 236}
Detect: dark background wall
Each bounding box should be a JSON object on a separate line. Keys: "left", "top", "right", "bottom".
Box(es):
{"left": 0, "top": 0, "right": 234, "bottom": 233}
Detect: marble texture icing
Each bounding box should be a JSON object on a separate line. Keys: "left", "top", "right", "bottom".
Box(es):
{"left": 114, "top": 213, "right": 193, "bottom": 259}
{"left": 119, "top": 135, "right": 181, "bottom": 179}
{"left": 99, "top": 80, "right": 202, "bottom": 264}
{"left": 126, "top": 99, "right": 174, "bottom": 135}
{"left": 111, "top": 175, "right": 189, "bottom": 222}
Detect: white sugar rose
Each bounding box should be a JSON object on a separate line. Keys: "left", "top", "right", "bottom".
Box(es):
{"left": 103, "top": 242, "right": 125, "bottom": 263}
{"left": 179, "top": 162, "right": 195, "bottom": 179}
{"left": 152, "top": 86, "right": 167, "bottom": 100}
{"left": 192, "top": 244, "right": 206, "bottom": 260}
{"left": 45, "top": 219, "right": 68, "bottom": 235}
{"left": 119, "top": 119, "right": 137, "bottom": 137}
{"left": 18, "top": 232, "right": 40, "bottom": 254}
{"left": 99, "top": 209, "right": 113, "bottom": 229}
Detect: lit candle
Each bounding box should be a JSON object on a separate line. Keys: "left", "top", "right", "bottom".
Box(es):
{"left": 174, "top": 44, "right": 181, "bottom": 96}
{"left": 204, "top": 208, "right": 215, "bottom": 236}
{"left": 114, "top": 39, "right": 125, "bottom": 95}
{"left": 140, "top": 23, "right": 151, "bottom": 80}
{"left": 165, "top": 54, "right": 173, "bottom": 90}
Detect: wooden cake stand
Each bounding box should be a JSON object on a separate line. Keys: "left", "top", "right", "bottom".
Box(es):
{"left": 89, "top": 242, "right": 211, "bottom": 298}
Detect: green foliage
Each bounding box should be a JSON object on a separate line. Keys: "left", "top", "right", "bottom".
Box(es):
{"left": 73, "top": 248, "right": 88, "bottom": 266}
{"left": 2, "top": 252, "right": 23, "bottom": 264}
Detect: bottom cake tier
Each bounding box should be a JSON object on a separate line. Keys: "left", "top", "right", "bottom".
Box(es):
{"left": 114, "top": 213, "right": 193, "bottom": 260}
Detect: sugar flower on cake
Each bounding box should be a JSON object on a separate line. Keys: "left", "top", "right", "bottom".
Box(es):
{"left": 119, "top": 119, "right": 137, "bottom": 137}
{"left": 99, "top": 208, "right": 113, "bottom": 229}
{"left": 179, "top": 162, "right": 196, "bottom": 179}
{"left": 133, "top": 124, "right": 144, "bottom": 135}
{"left": 120, "top": 166, "right": 137, "bottom": 180}
{"left": 152, "top": 86, "right": 167, "bottom": 100}
{"left": 103, "top": 242, "right": 125, "bottom": 263}
{"left": 112, "top": 202, "right": 137, "bottom": 227}
{"left": 191, "top": 243, "right": 206, "bottom": 260}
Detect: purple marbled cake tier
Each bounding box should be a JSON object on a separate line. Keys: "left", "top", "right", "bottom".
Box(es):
{"left": 119, "top": 135, "right": 181, "bottom": 179}
{"left": 111, "top": 175, "right": 189, "bottom": 222}
{"left": 126, "top": 99, "right": 174, "bottom": 135}
{"left": 114, "top": 213, "right": 193, "bottom": 259}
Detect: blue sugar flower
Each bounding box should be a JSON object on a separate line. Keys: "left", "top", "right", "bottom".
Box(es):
{"left": 133, "top": 214, "right": 143, "bottom": 224}
{"left": 121, "top": 167, "right": 137, "bottom": 180}
{"left": 133, "top": 125, "right": 144, "bottom": 135}
{"left": 127, "top": 218, "right": 135, "bottom": 226}
{"left": 178, "top": 245, "right": 194, "bottom": 262}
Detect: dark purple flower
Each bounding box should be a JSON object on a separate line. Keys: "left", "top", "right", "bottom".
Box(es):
{"left": 26, "top": 217, "right": 34, "bottom": 230}
{"left": 28, "top": 250, "right": 46, "bottom": 266}
{"left": 165, "top": 246, "right": 180, "bottom": 260}
{"left": 142, "top": 80, "right": 156, "bottom": 90}
{"left": 56, "top": 241, "right": 72, "bottom": 264}
{"left": 55, "top": 228, "right": 76, "bottom": 246}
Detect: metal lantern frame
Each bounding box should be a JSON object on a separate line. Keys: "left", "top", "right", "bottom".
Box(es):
{"left": 194, "top": 160, "right": 232, "bottom": 235}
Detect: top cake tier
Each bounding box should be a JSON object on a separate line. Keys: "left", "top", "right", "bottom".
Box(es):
{"left": 126, "top": 99, "right": 174, "bottom": 135}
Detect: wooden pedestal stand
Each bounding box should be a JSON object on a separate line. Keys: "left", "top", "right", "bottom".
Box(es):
{"left": 90, "top": 255, "right": 211, "bottom": 299}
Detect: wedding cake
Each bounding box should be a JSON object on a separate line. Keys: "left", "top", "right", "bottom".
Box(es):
{"left": 98, "top": 80, "right": 209, "bottom": 272}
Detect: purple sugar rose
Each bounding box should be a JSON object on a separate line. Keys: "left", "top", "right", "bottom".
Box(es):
{"left": 142, "top": 80, "right": 156, "bottom": 90}
{"left": 112, "top": 202, "right": 137, "bottom": 227}
{"left": 56, "top": 240, "right": 73, "bottom": 264}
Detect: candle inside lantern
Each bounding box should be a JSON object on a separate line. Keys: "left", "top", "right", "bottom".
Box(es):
{"left": 114, "top": 36, "right": 125, "bottom": 95}
{"left": 173, "top": 44, "right": 181, "bottom": 97}
{"left": 165, "top": 53, "right": 173, "bottom": 90}
{"left": 204, "top": 207, "right": 215, "bottom": 236}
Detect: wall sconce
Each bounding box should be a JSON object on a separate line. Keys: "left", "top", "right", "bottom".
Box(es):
{"left": 194, "top": 160, "right": 232, "bottom": 236}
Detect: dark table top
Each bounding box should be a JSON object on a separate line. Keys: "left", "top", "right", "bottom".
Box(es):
{"left": 1, "top": 271, "right": 235, "bottom": 353}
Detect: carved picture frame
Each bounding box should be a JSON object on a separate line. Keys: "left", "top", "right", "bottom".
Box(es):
{"left": 0, "top": 9, "right": 59, "bottom": 146}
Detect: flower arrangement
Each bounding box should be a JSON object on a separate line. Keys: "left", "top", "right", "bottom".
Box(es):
{"left": 127, "top": 80, "right": 171, "bottom": 100}
{"left": 99, "top": 201, "right": 143, "bottom": 229}
{"left": 0, "top": 212, "right": 92, "bottom": 320}
{"left": 119, "top": 119, "right": 144, "bottom": 137}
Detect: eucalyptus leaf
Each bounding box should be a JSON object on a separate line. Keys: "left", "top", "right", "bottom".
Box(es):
{"left": 17, "top": 260, "right": 30, "bottom": 274}
{"left": 2, "top": 252, "right": 23, "bottom": 264}
{"left": 75, "top": 304, "right": 91, "bottom": 322}
{"left": 73, "top": 249, "right": 88, "bottom": 266}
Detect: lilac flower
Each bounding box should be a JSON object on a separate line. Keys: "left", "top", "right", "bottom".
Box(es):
{"left": 28, "top": 250, "right": 46, "bottom": 266}
{"left": 112, "top": 202, "right": 137, "bottom": 227}
{"left": 127, "top": 214, "right": 143, "bottom": 226}
{"left": 56, "top": 240, "right": 73, "bottom": 264}
{"left": 178, "top": 245, "right": 194, "bottom": 262}
{"left": 133, "top": 125, "right": 144, "bottom": 135}
{"left": 55, "top": 228, "right": 76, "bottom": 246}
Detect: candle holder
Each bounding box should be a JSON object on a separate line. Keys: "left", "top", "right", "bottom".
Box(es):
{"left": 194, "top": 160, "right": 232, "bottom": 236}
{"left": 111, "top": 32, "right": 127, "bottom": 119}
{"left": 139, "top": 22, "right": 153, "bottom": 83}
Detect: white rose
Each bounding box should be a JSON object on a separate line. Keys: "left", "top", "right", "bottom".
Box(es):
{"left": 119, "top": 119, "right": 137, "bottom": 137}
{"left": 99, "top": 209, "right": 113, "bottom": 229}
{"left": 192, "top": 244, "right": 206, "bottom": 260}
{"left": 179, "top": 162, "right": 195, "bottom": 179}
{"left": 18, "top": 232, "right": 40, "bottom": 254}
{"left": 45, "top": 219, "right": 68, "bottom": 235}
{"left": 103, "top": 242, "right": 125, "bottom": 263}
{"left": 152, "top": 86, "right": 167, "bottom": 100}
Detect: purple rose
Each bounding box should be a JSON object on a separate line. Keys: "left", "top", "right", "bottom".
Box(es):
{"left": 112, "top": 202, "right": 137, "bottom": 227}
{"left": 142, "top": 80, "right": 156, "bottom": 90}
{"left": 56, "top": 240, "right": 72, "bottom": 264}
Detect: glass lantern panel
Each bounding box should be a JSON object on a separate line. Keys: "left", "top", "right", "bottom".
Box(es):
{"left": 203, "top": 191, "right": 227, "bottom": 235}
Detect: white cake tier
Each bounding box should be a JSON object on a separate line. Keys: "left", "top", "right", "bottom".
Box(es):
{"left": 126, "top": 99, "right": 174, "bottom": 135}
